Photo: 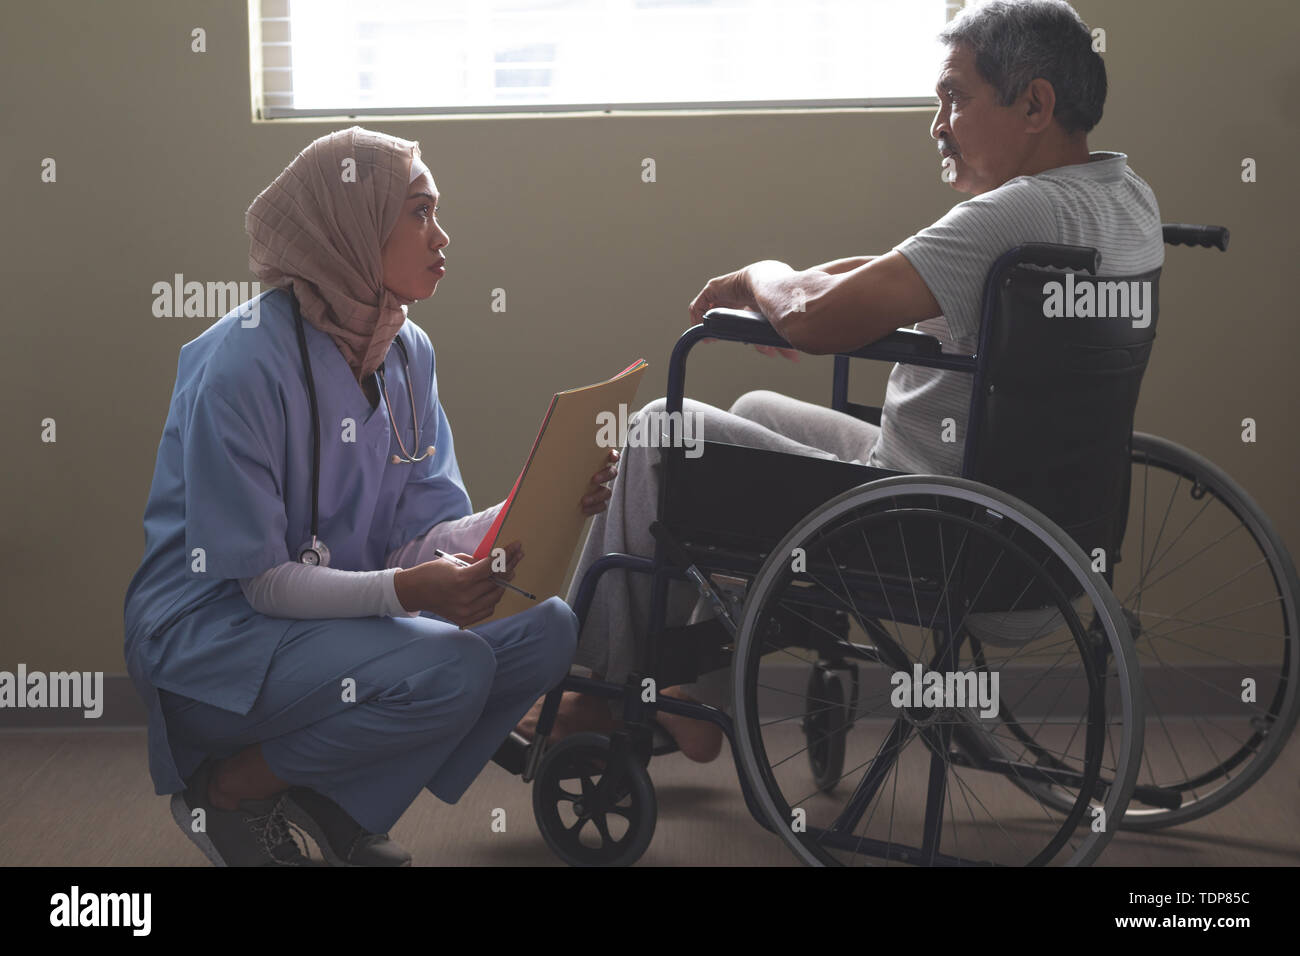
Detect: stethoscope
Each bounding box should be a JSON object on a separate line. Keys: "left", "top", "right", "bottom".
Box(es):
{"left": 289, "top": 291, "right": 435, "bottom": 567}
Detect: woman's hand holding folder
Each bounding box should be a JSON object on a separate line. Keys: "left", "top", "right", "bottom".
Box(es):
{"left": 581, "top": 449, "right": 620, "bottom": 516}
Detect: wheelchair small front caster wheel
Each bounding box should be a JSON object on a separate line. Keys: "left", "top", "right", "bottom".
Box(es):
{"left": 804, "top": 664, "right": 848, "bottom": 791}
{"left": 532, "top": 732, "right": 657, "bottom": 866}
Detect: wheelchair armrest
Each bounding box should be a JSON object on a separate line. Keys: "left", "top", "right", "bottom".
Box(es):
{"left": 701, "top": 308, "right": 944, "bottom": 360}
{"left": 701, "top": 308, "right": 789, "bottom": 346}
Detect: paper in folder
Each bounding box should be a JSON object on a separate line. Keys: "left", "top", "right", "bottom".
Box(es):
{"left": 471, "top": 358, "right": 649, "bottom": 623}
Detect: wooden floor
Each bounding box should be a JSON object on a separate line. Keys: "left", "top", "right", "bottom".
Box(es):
{"left": 2, "top": 723, "right": 1297, "bottom": 867}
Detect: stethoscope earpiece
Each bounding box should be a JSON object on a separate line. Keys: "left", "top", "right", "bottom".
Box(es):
{"left": 391, "top": 448, "right": 433, "bottom": 464}
{"left": 376, "top": 362, "right": 435, "bottom": 464}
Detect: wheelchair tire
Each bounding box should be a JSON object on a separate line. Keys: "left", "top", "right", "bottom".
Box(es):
{"left": 804, "top": 664, "right": 848, "bottom": 791}
{"left": 1112, "top": 433, "right": 1300, "bottom": 828}
{"left": 731, "top": 475, "right": 1143, "bottom": 867}
{"left": 532, "top": 732, "right": 657, "bottom": 867}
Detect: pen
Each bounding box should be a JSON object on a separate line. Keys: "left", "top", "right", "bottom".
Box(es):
{"left": 433, "top": 549, "right": 537, "bottom": 600}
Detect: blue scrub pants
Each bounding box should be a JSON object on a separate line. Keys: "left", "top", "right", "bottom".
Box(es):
{"left": 158, "top": 597, "right": 577, "bottom": 834}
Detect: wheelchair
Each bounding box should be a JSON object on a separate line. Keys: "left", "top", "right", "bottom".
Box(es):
{"left": 492, "top": 223, "right": 1299, "bottom": 866}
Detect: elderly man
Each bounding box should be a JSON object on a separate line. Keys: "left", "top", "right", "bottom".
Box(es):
{"left": 520, "top": 0, "right": 1165, "bottom": 760}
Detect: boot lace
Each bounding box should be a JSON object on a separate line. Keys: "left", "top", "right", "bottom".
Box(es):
{"left": 248, "top": 796, "right": 315, "bottom": 864}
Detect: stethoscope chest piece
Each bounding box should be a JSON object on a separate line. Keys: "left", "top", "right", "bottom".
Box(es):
{"left": 297, "top": 536, "right": 331, "bottom": 568}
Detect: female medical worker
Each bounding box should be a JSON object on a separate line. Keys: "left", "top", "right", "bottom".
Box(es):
{"left": 121, "top": 126, "right": 619, "bottom": 867}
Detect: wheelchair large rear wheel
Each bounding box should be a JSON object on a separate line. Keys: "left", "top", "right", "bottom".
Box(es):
{"left": 731, "top": 476, "right": 1143, "bottom": 866}
{"left": 1109, "top": 433, "right": 1300, "bottom": 828}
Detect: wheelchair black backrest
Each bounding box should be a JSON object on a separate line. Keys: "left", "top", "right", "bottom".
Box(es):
{"left": 961, "top": 243, "right": 1162, "bottom": 594}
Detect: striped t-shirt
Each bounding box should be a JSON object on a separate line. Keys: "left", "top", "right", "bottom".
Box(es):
{"left": 865, "top": 151, "right": 1164, "bottom": 476}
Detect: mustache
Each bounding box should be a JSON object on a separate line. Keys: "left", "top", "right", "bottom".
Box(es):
{"left": 938, "top": 137, "right": 959, "bottom": 155}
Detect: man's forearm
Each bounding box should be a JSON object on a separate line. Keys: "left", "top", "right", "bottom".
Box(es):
{"left": 810, "top": 255, "right": 877, "bottom": 275}
{"left": 747, "top": 260, "right": 836, "bottom": 349}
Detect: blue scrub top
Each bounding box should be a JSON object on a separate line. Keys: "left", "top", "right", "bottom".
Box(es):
{"left": 122, "top": 287, "right": 475, "bottom": 793}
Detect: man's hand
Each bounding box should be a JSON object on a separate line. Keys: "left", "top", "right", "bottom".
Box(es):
{"left": 689, "top": 262, "right": 803, "bottom": 362}
{"left": 394, "top": 541, "right": 524, "bottom": 627}
{"left": 581, "top": 448, "right": 619, "bottom": 515}
{"left": 688, "top": 266, "right": 759, "bottom": 326}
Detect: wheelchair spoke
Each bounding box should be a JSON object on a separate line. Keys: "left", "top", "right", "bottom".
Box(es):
{"left": 844, "top": 724, "right": 906, "bottom": 865}
{"left": 825, "top": 539, "right": 871, "bottom": 637}
{"left": 1129, "top": 489, "right": 1216, "bottom": 604}
{"left": 930, "top": 519, "right": 965, "bottom": 640}
{"left": 1130, "top": 636, "right": 1283, "bottom": 718}
{"left": 1185, "top": 714, "right": 1262, "bottom": 755}
{"left": 1138, "top": 635, "right": 1203, "bottom": 798}
{"left": 982, "top": 723, "right": 1113, "bottom": 769}
{"left": 1136, "top": 460, "right": 1154, "bottom": 620}
{"left": 1150, "top": 557, "right": 1269, "bottom": 623}
{"left": 1138, "top": 595, "right": 1285, "bottom": 645}
{"left": 1135, "top": 463, "right": 1178, "bottom": 617}
{"left": 893, "top": 504, "right": 928, "bottom": 652}
{"left": 753, "top": 678, "right": 887, "bottom": 717}
{"left": 772, "top": 598, "right": 887, "bottom": 665}
{"left": 589, "top": 811, "right": 616, "bottom": 845}
{"left": 1134, "top": 610, "right": 1287, "bottom": 643}
{"left": 921, "top": 732, "right": 950, "bottom": 862}
{"left": 1127, "top": 517, "right": 1242, "bottom": 602}
{"left": 942, "top": 759, "right": 1032, "bottom": 862}
{"left": 824, "top": 717, "right": 915, "bottom": 837}
{"left": 862, "top": 526, "right": 909, "bottom": 651}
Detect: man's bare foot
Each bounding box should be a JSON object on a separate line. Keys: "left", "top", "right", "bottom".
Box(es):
{"left": 653, "top": 686, "right": 724, "bottom": 763}
{"left": 515, "top": 691, "right": 615, "bottom": 742}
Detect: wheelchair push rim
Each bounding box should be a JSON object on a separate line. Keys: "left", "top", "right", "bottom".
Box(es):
{"left": 730, "top": 475, "right": 1144, "bottom": 867}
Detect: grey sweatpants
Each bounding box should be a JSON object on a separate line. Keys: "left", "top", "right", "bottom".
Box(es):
{"left": 564, "top": 389, "right": 881, "bottom": 712}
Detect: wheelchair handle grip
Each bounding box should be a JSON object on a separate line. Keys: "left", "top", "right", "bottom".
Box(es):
{"left": 1011, "top": 243, "right": 1101, "bottom": 274}
{"left": 1162, "top": 223, "right": 1229, "bottom": 251}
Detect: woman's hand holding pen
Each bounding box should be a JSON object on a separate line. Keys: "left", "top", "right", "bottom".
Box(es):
{"left": 581, "top": 448, "right": 619, "bottom": 516}
{"left": 394, "top": 540, "right": 524, "bottom": 627}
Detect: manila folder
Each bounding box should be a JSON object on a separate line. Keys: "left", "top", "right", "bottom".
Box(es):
{"left": 472, "top": 359, "right": 648, "bottom": 624}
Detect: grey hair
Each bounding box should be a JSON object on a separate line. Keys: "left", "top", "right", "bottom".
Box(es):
{"left": 939, "top": 0, "right": 1106, "bottom": 134}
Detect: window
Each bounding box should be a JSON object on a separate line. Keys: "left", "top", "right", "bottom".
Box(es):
{"left": 251, "top": 0, "right": 968, "bottom": 118}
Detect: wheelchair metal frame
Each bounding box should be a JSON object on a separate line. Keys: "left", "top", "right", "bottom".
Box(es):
{"left": 509, "top": 223, "right": 1259, "bottom": 866}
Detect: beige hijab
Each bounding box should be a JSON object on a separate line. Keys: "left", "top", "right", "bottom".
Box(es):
{"left": 245, "top": 126, "right": 423, "bottom": 379}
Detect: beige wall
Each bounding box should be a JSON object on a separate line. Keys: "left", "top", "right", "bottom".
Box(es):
{"left": 1, "top": 0, "right": 1296, "bottom": 673}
